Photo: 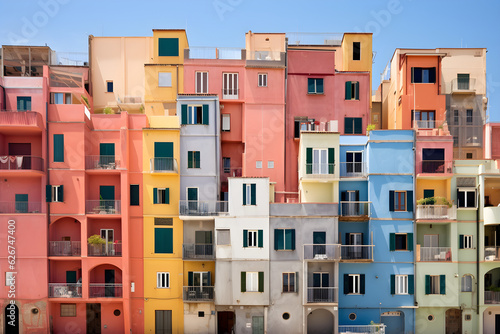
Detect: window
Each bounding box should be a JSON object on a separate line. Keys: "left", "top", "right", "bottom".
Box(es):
{"left": 466, "top": 109, "right": 473, "bottom": 124}
{"left": 453, "top": 136, "right": 459, "bottom": 146}
{"left": 411, "top": 67, "right": 436, "bottom": 83}
{"left": 256, "top": 161, "right": 262, "bottom": 169}
{"left": 60, "top": 304, "right": 76, "bottom": 317}
{"left": 457, "top": 188, "right": 476, "bottom": 208}
{"left": 188, "top": 151, "right": 200, "bottom": 169}
{"left": 268, "top": 161, "right": 274, "bottom": 169}
{"left": 222, "top": 114, "right": 230, "bottom": 131}
{"left": 282, "top": 272, "right": 297, "bottom": 292}
{"left": 241, "top": 271, "right": 264, "bottom": 292}
{"left": 243, "top": 183, "right": 256, "bottom": 205}
{"left": 389, "top": 233, "right": 413, "bottom": 251}
{"left": 461, "top": 275, "right": 472, "bottom": 292}
{"left": 394, "top": 275, "right": 410, "bottom": 295}
{"left": 389, "top": 190, "right": 413, "bottom": 212}
{"left": 53, "top": 134, "right": 64, "bottom": 162}
{"left": 306, "top": 147, "right": 334, "bottom": 175}
{"left": 412, "top": 110, "right": 436, "bottom": 128}
{"left": 46, "top": 185, "right": 64, "bottom": 203}
{"left": 294, "top": 116, "right": 314, "bottom": 138}
{"left": 453, "top": 110, "right": 459, "bottom": 125}
{"left": 181, "top": 105, "right": 209, "bottom": 125}
{"left": 345, "top": 81, "right": 359, "bottom": 100}
{"left": 130, "top": 185, "right": 139, "bottom": 206}
{"left": 223, "top": 73, "right": 238, "bottom": 98}
{"left": 425, "top": 275, "right": 445, "bottom": 295}
{"left": 346, "top": 152, "right": 363, "bottom": 174}
{"left": 466, "top": 153, "right": 473, "bottom": 159}
{"left": 394, "top": 191, "right": 406, "bottom": 211}
{"left": 423, "top": 189, "right": 434, "bottom": 199}
{"left": 243, "top": 229, "right": 263, "bottom": 248}
{"left": 154, "top": 228, "right": 173, "bottom": 253}
{"left": 158, "top": 38, "right": 179, "bottom": 57}
{"left": 353, "top": 42, "right": 361, "bottom": 60}
{"left": 17, "top": 96, "right": 31, "bottom": 110}
{"left": 223, "top": 157, "right": 231, "bottom": 173}
{"left": 460, "top": 235, "right": 473, "bottom": 249}
{"left": 274, "top": 229, "right": 295, "bottom": 251}
{"left": 344, "top": 117, "right": 362, "bottom": 134}
{"left": 196, "top": 71, "right": 208, "bottom": 93}
{"left": 106, "top": 81, "right": 113, "bottom": 92}
{"left": 158, "top": 72, "right": 172, "bottom": 87}
{"left": 217, "top": 229, "right": 230, "bottom": 245}
{"left": 344, "top": 274, "right": 364, "bottom": 294}
{"left": 153, "top": 188, "right": 169, "bottom": 204}
{"left": 258, "top": 73, "right": 267, "bottom": 87}
{"left": 307, "top": 78, "right": 324, "bottom": 94}
{"left": 457, "top": 73, "right": 470, "bottom": 90}
{"left": 51, "top": 93, "right": 71, "bottom": 104}
{"left": 157, "top": 272, "right": 170, "bottom": 288}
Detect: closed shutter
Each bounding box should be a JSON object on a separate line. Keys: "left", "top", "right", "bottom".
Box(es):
{"left": 243, "top": 230, "right": 248, "bottom": 248}
{"left": 241, "top": 272, "right": 246, "bottom": 292}
{"left": 355, "top": 82, "right": 359, "bottom": 100}
{"left": 154, "top": 228, "right": 173, "bottom": 253}
{"left": 328, "top": 148, "right": 335, "bottom": 174}
{"left": 354, "top": 118, "right": 362, "bottom": 134}
{"left": 345, "top": 81, "right": 351, "bottom": 100}
{"left": 274, "top": 229, "right": 283, "bottom": 250}
{"left": 306, "top": 148, "right": 313, "bottom": 174}
{"left": 54, "top": 134, "right": 64, "bottom": 162}
{"left": 251, "top": 184, "right": 256, "bottom": 205}
{"left": 181, "top": 105, "right": 188, "bottom": 124}
{"left": 360, "top": 274, "right": 365, "bottom": 294}
{"left": 258, "top": 272, "right": 264, "bottom": 292}
{"left": 165, "top": 188, "right": 170, "bottom": 204}
{"left": 202, "top": 105, "right": 209, "bottom": 125}
{"left": 407, "top": 233, "right": 413, "bottom": 251}
{"left": 408, "top": 275, "right": 414, "bottom": 294}
{"left": 389, "top": 191, "right": 395, "bottom": 211}
{"left": 291, "top": 229, "right": 296, "bottom": 251}
{"left": 158, "top": 38, "right": 179, "bottom": 57}
{"left": 406, "top": 191, "right": 413, "bottom": 212}
{"left": 459, "top": 235, "right": 464, "bottom": 249}
{"left": 390, "top": 275, "right": 395, "bottom": 294}
{"left": 344, "top": 274, "right": 350, "bottom": 294}
{"left": 258, "top": 230, "right": 263, "bottom": 248}
{"left": 153, "top": 188, "right": 158, "bottom": 204}
{"left": 243, "top": 183, "right": 247, "bottom": 205}
{"left": 425, "top": 275, "right": 431, "bottom": 294}
{"left": 345, "top": 118, "right": 353, "bottom": 134}
{"left": 188, "top": 151, "right": 193, "bottom": 168}
{"left": 440, "top": 275, "right": 446, "bottom": 294}
{"left": 188, "top": 272, "right": 193, "bottom": 286}
{"left": 58, "top": 185, "right": 64, "bottom": 202}
{"left": 194, "top": 151, "right": 200, "bottom": 168}
{"left": 389, "top": 233, "right": 396, "bottom": 251}
{"left": 46, "top": 185, "right": 52, "bottom": 202}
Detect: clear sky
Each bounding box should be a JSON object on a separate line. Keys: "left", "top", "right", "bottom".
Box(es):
{"left": 1, "top": 0, "right": 499, "bottom": 121}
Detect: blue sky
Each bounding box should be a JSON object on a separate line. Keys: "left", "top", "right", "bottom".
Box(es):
{"left": 1, "top": 0, "right": 499, "bottom": 121}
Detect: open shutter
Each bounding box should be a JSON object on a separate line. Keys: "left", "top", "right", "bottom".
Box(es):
{"left": 440, "top": 275, "right": 446, "bottom": 294}
{"left": 341, "top": 192, "right": 347, "bottom": 202}
{"left": 188, "top": 272, "right": 193, "bottom": 286}
{"left": 258, "top": 230, "right": 263, "bottom": 248}
{"left": 407, "top": 191, "right": 413, "bottom": 212}
{"left": 345, "top": 233, "right": 350, "bottom": 245}
{"left": 408, "top": 275, "right": 414, "bottom": 294}
{"left": 425, "top": 275, "right": 431, "bottom": 294}
{"left": 360, "top": 274, "right": 365, "bottom": 294}
{"left": 295, "top": 272, "right": 299, "bottom": 292}
{"left": 188, "top": 152, "right": 193, "bottom": 168}
{"left": 459, "top": 235, "right": 464, "bottom": 249}
{"left": 306, "top": 148, "right": 313, "bottom": 174}
{"left": 58, "top": 185, "right": 64, "bottom": 202}
{"left": 355, "top": 82, "right": 359, "bottom": 100}
{"left": 243, "top": 184, "right": 247, "bottom": 205}
{"left": 241, "top": 272, "right": 246, "bottom": 292}
{"left": 345, "top": 81, "right": 351, "bottom": 100}
{"left": 390, "top": 275, "right": 395, "bottom": 294}
{"left": 429, "top": 67, "right": 436, "bottom": 83}
{"left": 344, "top": 274, "right": 350, "bottom": 294}
{"left": 243, "top": 230, "right": 248, "bottom": 248}
{"left": 328, "top": 148, "right": 335, "bottom": 174}
{"left": 291, "top": 229, "right": 296, "bottom": 250}
{"left": 258, "top": 272, "right": 264, "bottom": 292}
{"left": 389, "top": 191, "right": 395, "bottom": 211}
{"left": 274, "top": 229, "right": 281, "bottom": 250}
{"left": 202, "top": 105, "right": 209, "bottom": 125}
{"left": 251, "top": 184, "right": 256, "bottom": 205}
{"left": 165, "top": 188, "right": 170, "bottom": 204}
{"left": 389, "top": 233, "right": 396, "bottom": 251}
{"left": 407, "top": 233, "right": 413, "bottom": 251}
{"left": 46, "top": 185, "right": 52, "bottom": 202}
{"left": 181, "top": 105, "right": 188, "bottom": 124}
{"left": 153, "top": 188, "right": 158, "bottom": 204}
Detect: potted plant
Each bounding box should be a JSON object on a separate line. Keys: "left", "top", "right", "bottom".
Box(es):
{"left": 88, "top": 234, "right": 105, "bottom": 256}
{"left": 103, "top": 107, "right": 114, "bottom": 114}
{"left": 366, "top": 124, "right": 376, "bottom": 135}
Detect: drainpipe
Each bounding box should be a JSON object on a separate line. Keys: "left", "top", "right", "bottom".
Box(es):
{"left": 264, "top": 306, "right": 268, "bottom": 334}
{"left": 412, "top": 130, "right": 417, "bottom": 320}
{"left": 476, "top": 184, "right": 480, "bottom": 315}
{"left": 283, "top": 39, "right": 288, "bottom": 202}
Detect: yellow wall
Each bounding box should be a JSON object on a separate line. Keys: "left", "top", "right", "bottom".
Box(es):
{"left": 144, "top": 65, "right": 184, "bottom": 109}
{"left": 342, "top": 33, "right": 373, "bottom": 107}
{"left": 301, "top": 182, "right": 339, "bottom": 204}
{"left": 152, "top": 30, "right": 189, "bottom": 65}
{"left": 416, "top": 179, "right": 451, "bottom": 201}
{"left": 183, "top": 261, "right": 216, "bottom": 286}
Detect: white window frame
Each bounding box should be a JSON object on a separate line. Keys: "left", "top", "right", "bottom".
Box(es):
{"left": 195, "top": 71, "right": 208, "bottom": 93}
{"left": 51, "top": 185, "right": 62, "bottom": 202}
{"left": 349, "top": 274, "right": 361, "bottom": 294}
{"left": 461, "top": 274, "right": 473, "bottom": 292}
{"left": 243, "top": 184, "right": 252, "bottom": 206}
{"left": 157, "top": 188, "right": 167, "bottom": 204}
{"left": 258, "top": 73, "right": 268, "bottom": 87}
{"left": 247, "top": 230, "right": 258, "bottom": 247}
{"left": 458, "top": 188, "right": 476, "bottom": 208}
{"left": 256, "top": 161, "right": 262, "bottom": 169}
{"left": 268, "top": 161, "right": 274, "bottom": 169}
{"left": 308, "top": 78, "right": 323, "bottom": 94}
{"left": 430, "top": 275, "right": 440, "bottom": 294}
{"left": 222, "top": 114, "right": 231, "bottom": 131}
{"left": 191, "top": 272, "right": 210, "bottom": 287}
{"left": 223, "top": 73, "right": 239, "bottom": 99}
{"left": 157, "top": 272, "right": 170, "bottom": 288}
{"left": 395, "top": 275, "right": 408, "bottom": 295}
{"left": 158, "top": 72, "right": 172, "bottom": 87}
{"left": 246, "top": 272, "right": 259, "bottom": 292}
{"left": 188, "top": 105, "right": 203, "bottom": 125}
{"left": 312, "top": 148, "right": 328, "bottom": 174}
{"left": 464, "top": 235, "right": 473, "bottom": 249}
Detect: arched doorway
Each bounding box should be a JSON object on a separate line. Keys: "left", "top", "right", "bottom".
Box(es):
{"left": 445, "top": 308, "right": 462, "bottom": 334}
{"left": 381, "top": 311, "right": 404, "bottom": 334}
{"left": 5, "top": 303, "right": 19, "bottom": 334}
{"left": 307, "top": 309, "right": 334, "bottom": 334}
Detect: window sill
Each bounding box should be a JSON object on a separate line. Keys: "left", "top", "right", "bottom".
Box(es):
{"left": 345, "top": 99, "right": 360, "bottom": 101}
{"left": 307, "top": 93, "right": 324, "bottom": 96}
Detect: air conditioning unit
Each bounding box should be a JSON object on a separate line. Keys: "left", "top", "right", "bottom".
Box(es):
{"left": 328, "top": 120, "right": 338, "bottom": 132}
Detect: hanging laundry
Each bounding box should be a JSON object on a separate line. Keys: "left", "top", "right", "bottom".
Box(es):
{"left": 0, "top": 156, "right": 8, "bottom": 164}
{"left": 16, "top": 156, "right": 23, "bottom": 168}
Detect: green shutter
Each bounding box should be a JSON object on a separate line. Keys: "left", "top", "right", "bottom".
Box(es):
{"left": 154, "top": 142, "right": 173, "bottom": 158}
{"left": 408, "top": 275, "right": 414, "bottom": 294}
{"left": 165, "top": 188, "right": 170, "bottom": 204}
{"left": 406, "top": 191, "right": 413, "bottom": 212}
{"left": 258, "top": 230, "right": 263, "bottom": 248}
{"left": 154, "top": 228, "right": 173, "bottom": 253}
{"left": 153, "top": 188, "right": 158, "bottom": 204}
{"left": 188, "top": 272, "right": 193, "bottom": 286}
{"left": 202, "top": 105, "right": 209, "bottom": 125}
{"left": 354, "top": 118, "right": 362, "bottom": 134}
{"left": 407, "top": 233, "right": 413, "bottom": 251}
{"left": 258, "top": 272, "right": 264, "bottom": 292}
{"left": 344, "top": 118, "right": 353, "bottom": 134}
{"left": 100, "top": 143, "right": 115, "bottom": 157}
{"left": 46, "top": 185, "right": 52, "bottom": 202}
{"left": 343, "top": 274, "right": 350, "bottom": 294}
{"left": 188, "top": 151, "right": 193, "bottom": 168}
{"left": 425, "top": 275, "right": 431, "bottom": 294}
{"left": 181, "top": 105, "right": 188, "bottom": 125}
{"left": 389, "top": 233, "right": 395, "bottom": 251}
{"left": 130, "top": 185, "right": 139, "bottom": 206}
{"left": 284, "top": 229, "right": 292, "bottom": 250}
{"left": 54, "top": 134, "right": 64, "bottom": 162}
{"left": 295, "top": 272, "right": 299, "bottom": 293}
{"left": 328, "top": 148, "right": 335, "bottom": 174}
{"left": 241, "top": 272, "right": 246, "bottom": 292}
{"left": 195, "top": 151, "right": 200, "bottom": 168}
{"left": 355, "top": 82, "right": 359, "bottom": 100}
{"left": 158, "top": 38, "right": 179, "bottom": 57}
{"left": 360, "top": 274, "right": 365, "bottom": 294}
{"left": 243, "top": 230, "right": 248, "bottom": 248}
{"left": 316, "top": 79, "right": 324, "bottom": 94}
{"left": 389, "top": 191, "right": 395, "bottom": 211}
{"left": 207, "top": 272, "right": 212, "bottom": 286}
{"left": 459, "top": 235, "right": 464, "bottom": 249}
{"left": 345, "top": 81, "right": 352, "bottom": 100}
{"left": 243, "top": 183, "right": 247, "bottom": 205}
{"left": 100, "top": 186, "right": 115, "bottom": 201}
{"left": 291, "top": 229, "right": 296, "bottom": 251}
{"left": 308, "top": 78, "right": 314, "bottom": 94}
{"left": 275, "top": 229, "right": 284, "bottom": 250}
{"left": 440, "top": 275, "right": 446, "bottom": 294}
{"left": 58, "top": 185, "right": 64, "bottom": 202}
{"left": 306, "top": 148, "right": 313, "bottom": 174}
{"left": 251, "top": 184, "right": 256, "bottom": 205}
{"left": 390, "top": 275, "right": 395, "bottom": 294}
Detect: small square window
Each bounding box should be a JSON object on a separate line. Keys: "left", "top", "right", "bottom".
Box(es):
{"left": 158, "top": 72, "right": 172, "bottom": 87}
{"left": 217, "top": 229, "right": 230, "bottom": 245}
{"left": 188, "top": 151, "right": 201, "bottom": 169}
{"left": 256, "top": 161, "right": 262, "bottom": 169}
{"left": 198, "top": 311, "right": 205, "bottom": 317}
{"left": 395, "top": 234, "right": 407, "bottom": 251}
{"left": 60, "top": 304, "right": 77, "bottom": 317}
{"left": 268, "top": 161, "right": 274, "bottom": 169}
{"left": 106, "top": 81, "right": 113, "bottom": 93}
{"left": 466, "top": 153, "right": 473, "bottom": 159}
{"left": 157, "top": 272, "right": 170, "bottom": 288}
{"left": 222, "top": 114, "right": 231, "bottom": 131}
{"left": 308, "top": 78, "right": 324, "bottom": 94}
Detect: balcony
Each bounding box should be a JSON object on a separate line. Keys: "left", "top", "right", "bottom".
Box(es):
{"left": 222, "top": 88, "right": 239, "bottom": 100}
{"left": 303, "top": 244, "right": 340, "bottom": 261}
{"left": 451, "top": 78, "right": 476, "bottom": 94}
{"left": 340, "top": 245, "right": 373, "bottom": 262}
{"left": 88, "top": 243, "right": 122, "bottom": 257}
{"left": 150, "top": 157, "right": 178, "bottom": 173}
{"left": 417, "top": 246, "right": 452, "bottom": 262}
{"left": 416, "top": 205, "right": 457, "bottom": 220}
{"left": 179, "top": 200, "right": 228, "bottom": 217}
{"left": 306, "top": 287, "right": 338, "bottom": 303}
{"left": 0, "top": 111, "right": 43, "bottom": 132}
{"left": 339, "top": 162, "right": 366, "bottom": 177}
{"left": 222, "top": 167, "right": 242, "bottom": 177}
{"left": 48, "top": 283, "right": 82, "bottom": 298}
{"left": 85, "top": 200, "right": 121, "bottom": 215}
{"left": 183, "top": 244, "right": 214, "bottom": 259}
{"left": 485, "top": 247, "right": 500, "bottom": 261}
{"left": 183, "top": 286, "right": 214, "bottom": 302}
{"left": 185, "top": 47, "right": 244, "bottom": 60}
{"left": 49, "top": 241, "right": 81, "bottom": 256}
{"left": 85, "top": 156, "right": 120, "bottom": 170}
{"left": 89, "top": 284, "right": 123, "bottom": 298}
{"left": 419, "top": 160, "right": 453, "bottom": 174}
{"left": 0, "top": 201, "right": 41, "bottom": 214}
{"left": 302, "top": 163, "right": 335, "bottom": 179}
{"left": 339, "top": 325, "right": 386, "bottom": 334}
{"left": 484, "top": 206, "right": 500, "bottom": 225}
{"left": 339, "top": 202, "right": 370, "bottom": 219}
{"left": 485, "top": 291, "right": 500, "bottom": 304}
{"left": 246, "top": 51, "right": 286, "bottom": 67}
{"left": 0, "top": 156, "right": 44, "bottom": 172}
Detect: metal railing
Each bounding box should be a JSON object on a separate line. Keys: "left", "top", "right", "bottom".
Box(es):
{"left": 415, "top": 120, "right": 437, "bottom": 129}
{"left": 303, "top": 244, "right": 340, "bottom": 260}
{"left": 339, "top": 162, "right": 366, "bottom": 177}
{"left": 49, "top": 283, "right": 82, "bottom": 298}
{"left": 420, "top": 160, "right": 452, "bottom": 174}
{"left": 304, "top": 163, "right": 335, "bottom": 177}
{"left": 49, "top": 241, "right": 81, "bottom": 256}
{"left": 218, "top": 48, "right": 243, "bottom": 60}
{"left": 150, "top": 157, "right": 178, "bottom": 173}
{"left": 85, "top": 200, "right": 121, "bottom": 214}
{"left": 183, "top": 286, "right": 214, "bottom": 301}
{"left": 485, "top": 291, "right": 500, "bottom": 304}
{"left": 179, "top": 200, "right": 228, "bottom": 216}
{"left": 0, "top": 201, "right": 41, "bottom": 213}
{"left": 340, "top": 245, "right": 373, "bottom": 261}
{"left": 183, "top": 244, "right": 214, "bottom": 259}
{"left": 340, "top": 201, "right": 370, "bottom": 217}
{"left": 419, "top": 247, "right": 452, "bottom": 262}
{"left": 88, "top": 243, "right": 122, "bottom": 256}
{"left": 306, "top": 287, "right": 338, "bottom": 303}
{"left": 247, "top": 51, "right": 282, "bottom": 61}
{"left": 89, "top": 284, "right": 123, "bottom": 298}
{"left": 85, "top": 156, "right": 120, "bottom": 170}
{"left": 0, "top": 111, "right": 43, "bottom": 127}
{"left": 451, "top": 78, "right": 476, "bottom": 92}
{"left": 222, "top": 88, "right": 239, "bottom": 99}
{"left": 222, "top": 167, "right": 242, "bottom": 177}
{"left": 416, "top": 205, "right": 456, "bottom": 220}
{"left": 339, "top": 325, "right": 386, "bottom": 334}
{"left": 484, "top": 247, "right": 500, "bottom": 261}
{"left": 0, "top": 155, "right": 44, "bottom": 171}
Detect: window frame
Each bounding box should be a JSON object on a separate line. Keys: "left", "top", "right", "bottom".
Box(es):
{"left": 348, "top": 274, "right": 361, "bottom": 294}
{"left": 223, "top": 157, "right": 231, "bottom": 173}
{"left": 51, "top": 185, "right": 63, "bottom": 202}
{"left": 222, "top": 114, "right": 231, "bottom": 131}
{"left": 157, "top": 272, "right": 170, "bottom": 289}
{"left": 395, "top": 275, "right": 408, "bottom": 295}
{"left": 394, "top": 191, "right": 407, "bottom": 212}
{"left": 246, "top": 271, "right": 259, "bottom": 292}
{"left": 282, "top": 272, "right": 296, "bottom": 293}
{"left": 466, "top": 109, "right": 473, "bottom": 124}
{"left": 156, "top": 188, "right": 167, "bottom": 204}
{"left": 258, "top": 73, "right": 268, "bottom": 87}
{"left": 217, "top": 229, "right": 230, "bottom": 245}
{"left": 223, "top": 72, "right": 239, "bottom": 98}
{"left": 60, "top": 303, "right": 77, "bottom": 317}
{"left": 395, "top": 233, "right": 408, "bottom": 251}
{"left": 457, "top": 188, "right": 476, "bottom": 208}
{"left": 106, "top": 81, "right": 113, "bottom": 93}
{"left": 187, "top": 151, "right": 201, "bottom": 169}
{"left": 429, "top": 275, "right": 441, "bottom": 295}
{"left": 461, "top": 274, "right": 473, "bottom": 292}
{"left": 243, "top": 183, "right": 256, "bottom": 206}
{"left": 411, "top": 67, "right": 436, "bottom": 84}
{"left": 188, "top": 105, "right": 204, "bottom": 125}
{"left": 464, "top": 235, "right": 473, "bottom": 249}
{"left": 307, "top": 78, "right": 324, "bottom": 95}
{"left": 345, "top": 81, "right": 360, "bottom": 100}
{"left": 247, "top": 230, "right": 258, "bottom": 248}
{"left": 195, "top": 71, "right": 209, "bottom": 94}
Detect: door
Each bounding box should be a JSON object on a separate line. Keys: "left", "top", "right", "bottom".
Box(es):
{"left": 155, "top": 310, "right": 172, "bottom": 334}
{"left": 66, "top": 270, "right": 77, "bottom": 296}
{"left": 188, "top": 272, "right": 211, "bottom": 300}
{"left": 100, "top": 229, "right": 114, "bottom": 255}
{"left": 348, "top": 233, "right": 363, "bottom": 259}
{"left": 313, "top": 149, "right": 328, "bottom": 174}
{"left": 8, "top": 143, "right": 31, "bottom": 169}
{"left": 445, "top": 308, "right": 462, "bottom": 334}
{"left": 195, "top": 231, "right": 213, "bottom": 257}
{"left": 495, "top": 314, "right": 500, "bottom": 334}
{"left": 104, "top": 269, "right": 115, "bottom": 297}
{"left": 15, "top": 194, "right": 28, "bottom": 213}
{"left": 99, "top": 143, "right": 115, "bottom": 167}
{"left": 313, "top": 232, "right": 326, "bottom": 257}
{"left": 381, "top": 312, "right": 404, "bottom": 334}
{"left": 312, "top": 272, "right": 329, "bottom": 302}
{"left": 424, "top": 234, "right": 439, "bottom": 261}
{"left": 252, "top": 316, "right": 264, "bottom": 334}
{"left": 217, "top": 311, "right": 235, "bottom": 334}
{"left": 187, "top": 187, "right": 198, "bottom": 212}
{"left": 99, "top": 186, "right": 115, "bottom": 212}
{"left": 86, "top": 303, "right": 101, "bottom": 334}
{"left": 154, "top": 142, "right": 174, "bottom": 171}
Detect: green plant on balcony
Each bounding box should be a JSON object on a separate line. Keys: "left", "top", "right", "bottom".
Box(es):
{"left": 81, "top": 95, "right": 90, "bottom": 109}
{"left": 366, "top": 124, "right": 376, "bottom": 135}
{"left": 417, "top": 196, "right": 452, "bottom": 207}
{"left": 487, "top": 285, "right": 500, "bottom": 292}
{"left": 103, "top": 107, "right": 115, "bottom": 114}
{"left": 88, "top": 234, "right": 105, "bottom": 245}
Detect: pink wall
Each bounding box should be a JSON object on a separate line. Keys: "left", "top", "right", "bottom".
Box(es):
{"left": 287, "top": 50, "right": 335, "bottom": 74}
{"left": 89, "top": 264, "right": 122, "bottom": 283}
{"left": 86, "top": 174, "right": 121, "bottom": 200}
{"left": 50, "top": 260, "right": 82, "bottom": 282}
{"left": 415, "top": 136, "right": 454, "bottom": 174}
{"left": 334, "top": 72, "right": 370, "bottom": 133}
{"left": 0, "top": 178, "right": 42, "bottom": 204}
{"left": 87, "top": 218, "right": 122, "bottom": 240}
{"left": 49, "top": 217, "right": 82, "bottom": 241}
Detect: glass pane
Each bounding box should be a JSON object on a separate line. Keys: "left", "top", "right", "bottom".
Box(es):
{"left": 283, "top": 274, "right": 288, "bottom": 292}
{"left": 193, "top": 273, "right": 201, "bottom": 286}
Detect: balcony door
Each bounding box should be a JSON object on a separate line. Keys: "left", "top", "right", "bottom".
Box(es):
{"left": 341, "top": 190, "right": 359, "bottom": 216}
{"left": 195, "top": 230, "right": 212, "bottom": 257}
{"left": 313, "top": 149, "right": 328, "bottom": 174}
{"left": 313, "top": 231, "right": 326, "bottom": 257}
{"left": 100, "top": 229, "right": 114, "bottom": 255}
{"left": 347, "top": 233, "right": 363, "bottom": 259}
{"left": 223, "top": 73, "right": 238, "bottom": 99}
{"left": 99, "top": 186, "right": 115, "bottom": 213}
{"left": 104, "top": 269, "right": 115, "bottom": 297}
{"left": 312, "top": 272, "right": 329, "bottom": 302}
{"left": 99, "top": 143, "right": 115, "bottom": 168}
{"left": 188, "top": 271, "right": 211, "bottom": 300}
{"left": 413, "top": 110, "right": 435, "bottom": 128}
{"left": 187, "top": 187, "right": 198, "bottom": 212}
{"left": 154, "top": 142, "right": 174, "bottom": 171}
{"left": 8, "top": 143, "right": 31, "bottom": 169}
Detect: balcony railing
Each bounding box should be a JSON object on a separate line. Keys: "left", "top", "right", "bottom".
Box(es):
{"left": 222, "top": 88, "right": 239, "bottom": 100}
{"left": 340, "top": 201, "right": 370, "bottom": 217}
{"left": 85, "top": 200, "right": 121, "bottom": 215}
{"left": 49, "top": 241, "right": 81, "bottom": 256}
{"left": 183, "top": 244, "right": 214, "bottom": 259}
{"left": 49, "top": 283, "right": 82, "bottom": 298}
{"left": 416, "top": 205, "right": 456, "bottom": 220}
{"left": 222, "top": 167, "right": 242, "bottom": 177}
{"left": 420, "top": 160, "right": 452, "bottom": 174}
{"left": 484, "top": 247, "right": 500, "bottom": 261}
{"left": 247, "top": 51, "right": 282, "bottom": 61}
{"left": 339, "top": 162, "right": 366, "bottom": 177}
{"left": 340, "top": 245, "right": 373, "bottom": 261}
{"left": 0, "top": 155, "right": 44, "bottom": 171}
{"left": 89, "top": 283, "right": 123, "bottom": 298}
{"left": 88, "top": 243, "right": 122, "bottom": 256}
{"left": 339, "top": 325, "right": 386, "bottom": 334}
{"left": 179, "top": 200, "right": 228, "bottom": 216}
{"left": 150, "top": 157, "right": 178, "bottom": 173}
{"left": 306, "top": 287, "right": 337, "bottom": 303}
{"left": 415, "top": 120, "right": 438, "bottom": 129}
{"left": 485, "top": 291, "right": 500, "bottom": 304}
{"left": 85, "top": 156, "right": 120, "bottom": 170}
{"left": 303, "top": 244, "right": 340, "bottom": 260}
{"left": 451, "top": 78, "right": 476, "bottom": 93}
{"left": 183, "top": 286, "right": 214, "bottom": 301}
{"left": 419, "top": 246, "right": 452, "bottom": 262}
{"left": 303, "top": 163, "right": 335, "bottom": 178}
{"left": 0, "top": 110, "right": 43, "bottom": 128}
{"left": 0, "top": 201, "right": 41, "bottom": 213}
